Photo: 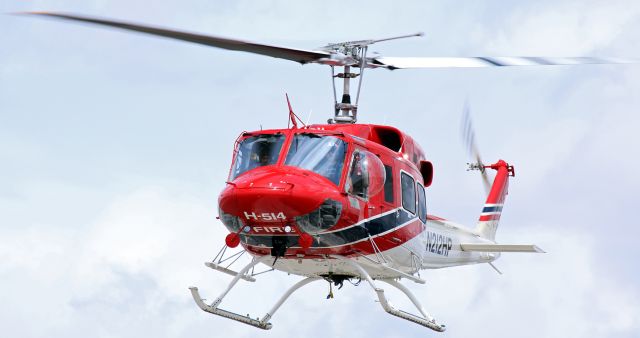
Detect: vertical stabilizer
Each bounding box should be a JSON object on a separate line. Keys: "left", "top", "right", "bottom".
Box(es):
{"left": 474, "top": 160, "right": 514, "bottom": 240}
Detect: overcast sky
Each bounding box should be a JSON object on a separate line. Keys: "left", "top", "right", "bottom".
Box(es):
{"left": 1, "top": 1, "right": 639, "bottom": 337}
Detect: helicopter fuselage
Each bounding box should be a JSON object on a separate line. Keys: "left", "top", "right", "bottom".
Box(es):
{"left": 218, "top": 123, "right": 496, "bottom": 279}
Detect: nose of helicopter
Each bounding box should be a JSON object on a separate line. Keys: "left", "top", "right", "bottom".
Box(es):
{"left": 218, "top": 166, "right": 341, "bottom": 227}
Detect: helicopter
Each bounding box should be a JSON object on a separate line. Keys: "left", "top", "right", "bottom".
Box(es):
{"left": 21, "top": 12, "right": 637, "bottom": 333}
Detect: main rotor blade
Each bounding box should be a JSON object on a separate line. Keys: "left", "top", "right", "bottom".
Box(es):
{"left": 22, "top": 12, "right": 330, "bottom": 64}
{"left": 373, "top": 56, "right": 638, "bottom": 69}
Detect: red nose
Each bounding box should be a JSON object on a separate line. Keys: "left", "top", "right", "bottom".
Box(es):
{"left": 218, "top": 166, "right": 340, "bottom": 222}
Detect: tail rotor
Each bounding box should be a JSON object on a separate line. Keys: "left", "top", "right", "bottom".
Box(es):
{"left": 461, "top": 101, "right": 491, "bottom": 195}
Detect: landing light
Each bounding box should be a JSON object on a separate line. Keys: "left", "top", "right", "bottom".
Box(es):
{"left": 219, "top": 208, "right": 244, "bottom": 232}
{"left": 295, "top": 199, "right": 342, "bottom": 234}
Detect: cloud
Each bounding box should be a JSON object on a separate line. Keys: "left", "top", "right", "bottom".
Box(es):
{"left": 483, "top": 0, "right": 640, "bottom": 55}
{"left": 390, "top": 226, "right": 640, "bottom": 338}
{"left": 0, "top": 186, "right": 217, "bottom": 337}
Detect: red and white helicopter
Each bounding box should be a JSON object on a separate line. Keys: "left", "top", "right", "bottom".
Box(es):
{"left": 24, "top": 12, "right": 637, "bottom": 332}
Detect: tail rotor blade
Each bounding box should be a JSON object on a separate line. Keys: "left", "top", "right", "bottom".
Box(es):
{"left": 461, "top": 102, "right": 491, "bottom": 194}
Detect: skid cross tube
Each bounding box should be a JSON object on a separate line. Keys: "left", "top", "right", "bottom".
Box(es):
{"left": 259, "top": 276, "right": 321, "bottom": 325}
{"left": 334, "top": 256, "right": 446, "bottom": 332}
{"left": 190, "top": 256, "right": 321, "bottom": 330}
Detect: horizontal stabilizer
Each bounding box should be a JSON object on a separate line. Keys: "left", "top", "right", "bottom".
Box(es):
{"left": 460, "top": 244, "right": 545, "bottom": 253}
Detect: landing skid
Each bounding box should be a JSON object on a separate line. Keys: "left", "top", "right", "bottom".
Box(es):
{"left": 334, "top": 256, "right": 446, "bottom": 332}
{"left": 190, "top": 255, "right": 320, "bottom": 330}
{"left": 190, "top": 277, "right": 320, "bottom": 330}
{"left": 190, "top": 254, "right": 445, "bottom": 332}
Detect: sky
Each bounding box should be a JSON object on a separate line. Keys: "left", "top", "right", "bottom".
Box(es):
{"left": 1, "top": 1, "right": 639, "bottom": 337}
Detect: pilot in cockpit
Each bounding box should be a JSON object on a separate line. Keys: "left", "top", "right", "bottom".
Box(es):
{"left": 250, "top": 141, "right": 271, "bottom": 169}
{"left": 349, "top": 151, "right": 366, "bottom": 198}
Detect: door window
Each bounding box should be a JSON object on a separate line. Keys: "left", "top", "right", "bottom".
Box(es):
{"left": 401, "top": 172, "right": 416, "bottom": 214}
{"left": 417, "top": 183, "right": 426, "bottom": 222}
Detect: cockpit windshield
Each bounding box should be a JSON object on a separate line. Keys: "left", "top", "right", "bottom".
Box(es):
{"left": 285, "top": 134, "right": 347, "bottom": 186}
{"left": 231, "top": 133, "right": 285, "bottom": 179}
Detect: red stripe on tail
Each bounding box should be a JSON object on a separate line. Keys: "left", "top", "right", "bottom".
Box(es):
{"left": 483, "top": 160, "right": 512, "bottom": 207}
{"left": 475, "top": 160, "right": 514, "bottom": 240}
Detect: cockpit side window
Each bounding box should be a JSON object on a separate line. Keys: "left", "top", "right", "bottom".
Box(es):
{"left": 345, "top": 149, "right": 386, "bottom": 200}
{"left": 347, "top": 150, "right": 368, "bottom": 199}
{"left": 231, "top": 134, "right": 285, "bottom": 179}
{"left": 384, "top": 164, "right": 394, "bottom": 203}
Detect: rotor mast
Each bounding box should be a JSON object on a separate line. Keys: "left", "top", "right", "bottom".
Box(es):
{"left": 325, "top": 33, "right": 424, "bottom": 124}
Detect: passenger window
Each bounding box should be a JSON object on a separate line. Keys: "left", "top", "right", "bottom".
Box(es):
{"left": 384, "top": 165, "right": 394, "bottom": 203}
{"left": 417, "top": 183, "right": 426, "bottom": 222}
{"left": 401, "top": 172, "right": 416, "bottom": 214}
